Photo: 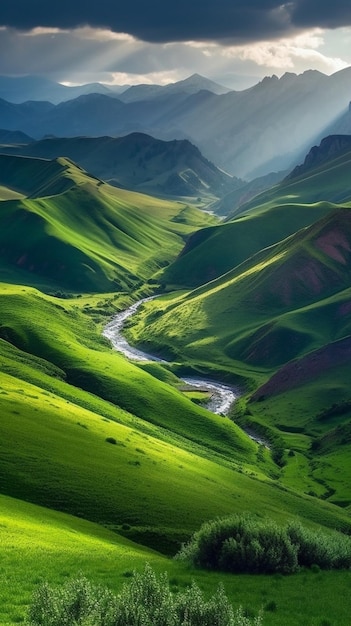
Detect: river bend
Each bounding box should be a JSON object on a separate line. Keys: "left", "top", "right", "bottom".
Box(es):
{"left": 103, "top": 298, "right": 238, "bottom": 416}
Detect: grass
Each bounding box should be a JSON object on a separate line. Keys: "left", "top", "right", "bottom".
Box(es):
{"left": 160, "top": 202, "right": 334, "bottom": 289}
{"left": 0, "top": 493, "right": 168, "bottom": 625}
{"left": 2, "top": 149, "right": 351, "bottom": 625}
{"left": 1, "top": 283, "right": 350, "bottom": 558}
{"left": 124, "top": 210, "right": 351, "bottom": 505}
{"left": 125, "top": 209, "right": 351, "bottom": 373}
{"left": 1, "top": 494, "right": 351, "bottom": 625}
{"left": 238, "top": 147, "right": 351, "bottom": 214}
{"left": 160, "top": 147, "right": 351, "bottom": 290}
{"left": 0, "top": 185, "right": 24, "bottom": 201}
{"left": 0, "top": 284, "right": 256, "bottom": 462}
{"left": 0, "top": 153, "right": 216, "bottom": 292}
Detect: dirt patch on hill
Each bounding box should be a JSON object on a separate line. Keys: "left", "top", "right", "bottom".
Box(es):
{"left": 250, "top": 335, "right": 351, "bottom": 401}
{"left": 315, "top": 227, "right": 351, "bottom": 264}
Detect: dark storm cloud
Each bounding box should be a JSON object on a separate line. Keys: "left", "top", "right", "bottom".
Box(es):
{"left": 1, "top": 1, "right": 351, "bottom": 44}
{"left": 291, "top": 0, "right": 351, "bottom": 29}
{"left": 0, "top": 2, "right": 290, "bottom": 42}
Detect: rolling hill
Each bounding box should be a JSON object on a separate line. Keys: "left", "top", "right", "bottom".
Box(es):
{"left": 1, "top": 132, "right": 239, "bottom": 200}
{"left": 156, "top": 139, "right": 351, "bottom": 289}
{"left": 125, "top": 209, "right": 351, "bottom": 371}
{"left": 287, "top": 135, "right": 351, "bottom": 182}
{"left": 124, "top": 206, "right": 351, "bottom": 505}
{"left": 3, "top": 127, "right": 351, "bottom": 626}
{"left": 0, "top": 153, "right": 216, "bottom": 292}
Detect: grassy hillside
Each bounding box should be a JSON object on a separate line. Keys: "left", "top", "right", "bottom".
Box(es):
{"left": 233, "top": 143, "right": 351, "bottom": 216}
{"left": 158, "top": 146, "right": 351, "bottom": 289}
{"left": 129, "top": 209, "right": 351, "bottom": 368}
{"left": 0, "top": 154, "right": 216, "bottom": 292}
{"left": 160, "top": 201, "right": 334, "bottom": 289}
{"left": 2, "top": 133, "right": 239, "bottom": 200}
{"left": 3, "top": 493, "right": 351, "bottom": 626}
{"left": 2, "top": 283, "right": 350, "bottom": 549}
{"left": 125, "top": 209, "right": 351, "bottom": 504}
{"left": 2, "top": 275, "right": 351, "bottom": 626}
{"left": 0, "top": 494, "right": 166, "bottom": 625}
{"left": 2, "top": 149, "right": 351, "bottom": 625}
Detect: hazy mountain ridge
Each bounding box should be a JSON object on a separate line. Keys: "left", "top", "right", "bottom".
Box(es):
{"left": 118, "top": 73, "right": 232, "bottom": 103}
{"left": 287, "top": 135, "right": 351, "bottom": 181}
{"left": 0, "top": 128, "right": 34, "bottom": 144}
{"left": 0, "top": 68, "right": 351, "bottom": 178}
{"left": 0, "top": 72, "right": 231, "bottom": 105}
{"left": 211, "top": 170, "right": 287, "bottom": 215}
{"left": 0, "top": 74, "right": 121, "bottom": 104}
{"left": 1, "top": 132, "right": 239, "bottom": 200}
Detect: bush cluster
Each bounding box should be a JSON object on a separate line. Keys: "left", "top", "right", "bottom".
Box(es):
{"left": 26, "top": 563, "right": 262, "bottom": 626}
{"left": 177, "top": 514, "right": 351, "bottom": 575}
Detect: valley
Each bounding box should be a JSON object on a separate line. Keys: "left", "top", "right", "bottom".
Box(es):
{"left": 1, "top": 67, "right": 351, "bottom": 626}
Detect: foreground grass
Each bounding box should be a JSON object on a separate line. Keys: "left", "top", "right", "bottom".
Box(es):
{"left": 1, "top": 282, "right": 350, "bottom": 552}
{"left": 0, "top": 494, "right": 167, "bottom": 625}
{"left": 1, "top": 495, "right": 351, "bottom": 626}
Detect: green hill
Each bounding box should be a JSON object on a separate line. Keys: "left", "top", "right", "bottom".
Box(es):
{"left": 2, "top": 132, "right": 239, "bottom": 201}
{"left": 0, "top": 153, "right": 215, "bottom": 292}
{"left": 232, "top": 139, "right": 351, "bottom": 216}
{"left": 2, "top": 149, "right": 351, "bottom": 625}
{"left": 158, "top": 143, "right": 351, "bottom": 290}
{"left": 0, "top": 493, "right": 166, "bottom": 625}
{"left": 125, "top": 209, "right": 351, "bottom": 370}
{"left": 125, "top": 209, "right": 351, "bottom": 504}
{"left": 3, "top": 282, "right": 349, "bottom": 562}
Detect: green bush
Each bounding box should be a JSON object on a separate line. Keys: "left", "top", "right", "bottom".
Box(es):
{"left": 287, "top": 521, "right": 351, "bottom": 570}
{"left": 105, "top": 437, "right": 117, "bottom": 445}
{"left": 26, "top": 564, "right": 262, "bottom": 626}
{"left": 177, "top": 514, "right": 351, "bottom": 575}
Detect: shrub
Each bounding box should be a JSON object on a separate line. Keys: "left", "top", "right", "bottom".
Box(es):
{"left": 264, "top": 601, "right": 277, "bottom": 612}
{"left": 178, "top": 514, "right": 297, "bottom": 574}
{"left": 26, "top": 564, "right": 262, "bottom": 626}
{"left": 27, "top": 576, "right": 116, "bottom": 626}
{"left": 105, "top": 437, "right": 117, "bottom": 445}
{"left": 177, "top": 514, "right": 351, "bottom": 575}
{"left": 287, "top": 521, "right": 351, "bottom": 570}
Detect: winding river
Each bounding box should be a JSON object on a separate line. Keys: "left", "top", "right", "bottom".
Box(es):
{"left": 103, "top": 297, "right": 238, "bottom": 416}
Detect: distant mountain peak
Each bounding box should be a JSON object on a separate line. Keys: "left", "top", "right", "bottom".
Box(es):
{"left": 287, "top": 134, "right": 351, "bottom": 180}
{"left": 119, "top": 73, "right": 231, "bottom": 103}
{"left": 178, "top": 73, "right": 232, "bottom": 94}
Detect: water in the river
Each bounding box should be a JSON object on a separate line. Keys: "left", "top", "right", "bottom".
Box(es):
{"left": 103, "top": 298, "right": 238, "bottom": 415}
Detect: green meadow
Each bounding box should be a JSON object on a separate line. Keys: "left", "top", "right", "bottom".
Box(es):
{"left": 160, "top": 146, "right": 351, "bottom": 290}
{"left": 1, "top": 151, "right": 351, "bottom": 625}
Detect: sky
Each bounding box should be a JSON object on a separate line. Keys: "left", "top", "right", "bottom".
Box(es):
{"left": 0, "top": 1, "right": 351, "bottom": 89}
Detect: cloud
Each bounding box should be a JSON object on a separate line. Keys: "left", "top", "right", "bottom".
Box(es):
{"left": 219, "top": 30, "right": 349, "bottom": 73}
{"left": 1, "top": 2, "right": 284, "bottom": 43}
{"left": 0, "top": 26, "right": 203, "bottom": 84}
{"left": 0, "top": 1, "right": 350, "bottom": 45}
{"left": 0, "top": 14, "right": 349, "bottom": 89}
{"left": 291, "top": 0, "right": 351, "bottom": 30}
{"left": 0, "top": 1, "right": 350, "bottom": 90}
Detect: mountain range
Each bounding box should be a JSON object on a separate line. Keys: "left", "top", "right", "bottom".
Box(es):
{"left": 0, "top": 73, "right": 230, "bottom": 104}
{"left": 0, "top": 68, "right": 350, "bottom": 179}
